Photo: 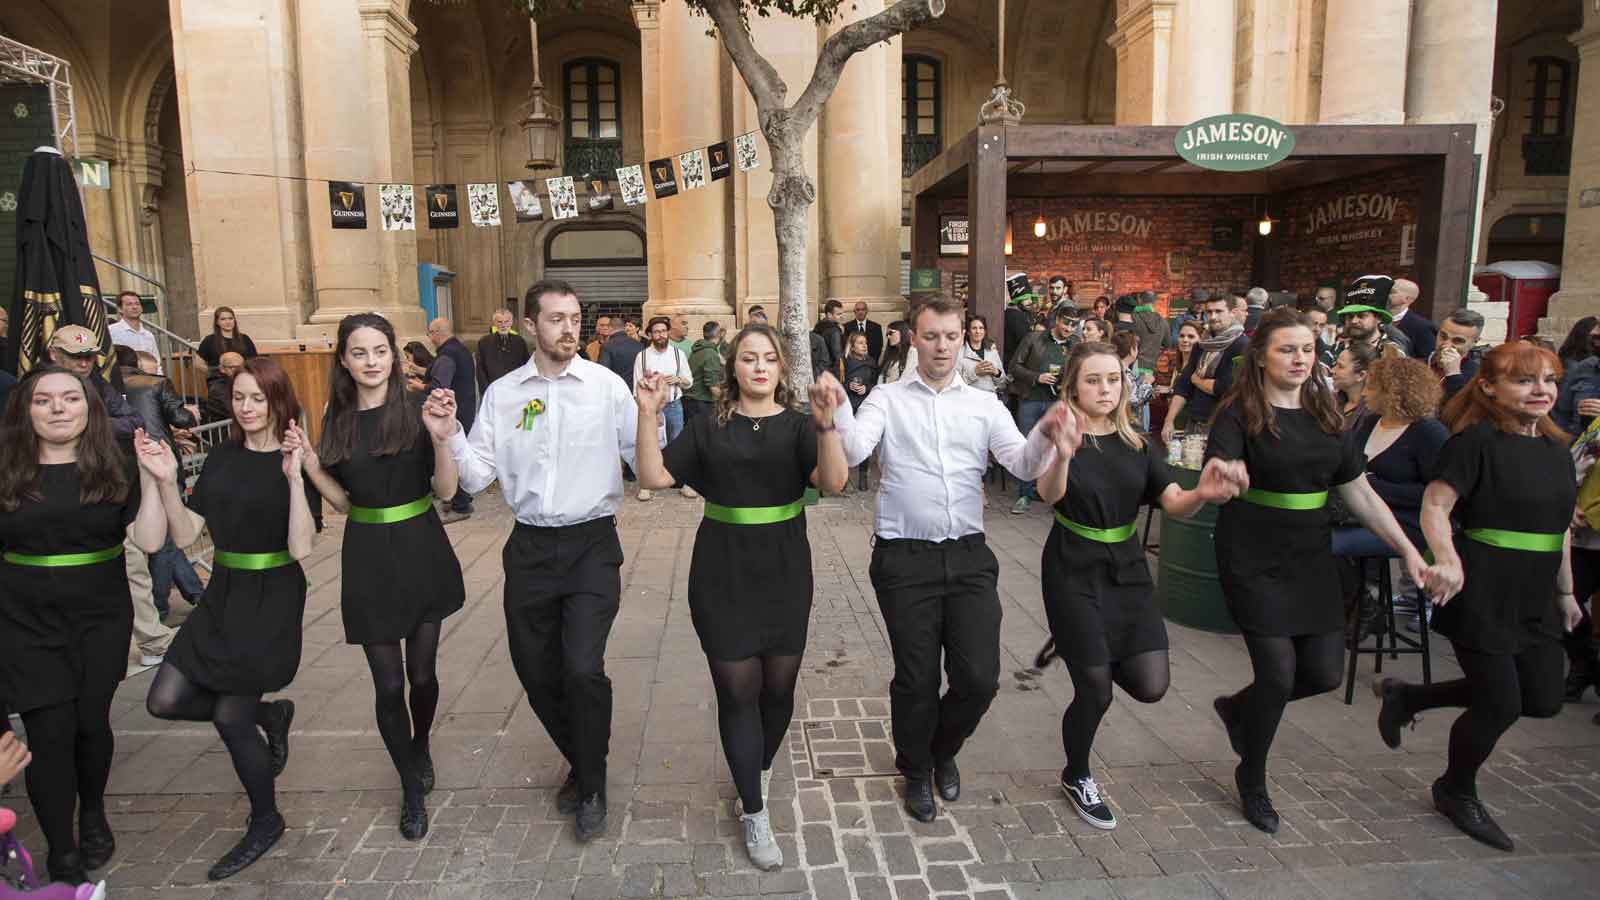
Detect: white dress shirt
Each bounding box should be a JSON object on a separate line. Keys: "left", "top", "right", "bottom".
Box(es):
{"left": 448, "top": 354, "right": 638, "bottom": 527}
{"left": 109, "top": 320, "right": 161, "bottom": 373}
{"left": 835, "top": 367, "right": 1056, "bottom": 541}
{"left": 632, "top": 344, "right": 691, "bottom": 403}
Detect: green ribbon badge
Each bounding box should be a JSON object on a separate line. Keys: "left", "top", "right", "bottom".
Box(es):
{"left": 518, "top": 399, "right": 546, "bottom": 431}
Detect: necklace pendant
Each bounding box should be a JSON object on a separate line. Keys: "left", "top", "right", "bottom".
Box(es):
{"left": 752, "top": 420, "right": 761, "bottom": 431}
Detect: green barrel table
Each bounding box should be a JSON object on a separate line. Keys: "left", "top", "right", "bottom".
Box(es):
{"left": 1156, "top": 465, "right": 1238, "bottom": 633}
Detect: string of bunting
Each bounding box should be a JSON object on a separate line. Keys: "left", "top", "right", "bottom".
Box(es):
{"left": 326, "top": 132, "right": 761, "bottom": 231}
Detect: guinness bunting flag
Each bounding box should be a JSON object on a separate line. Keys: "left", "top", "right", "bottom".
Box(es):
{"left": 585, "top": 172, "right": 615, "bottom": 213}
{"left": 707, "top": 142, "right": 732, "bottom": 181}
{"left": 328, "top": 181, "right": 367, "bottom": 229}
{"left": 734, "top": 132, "right": 761, "bottom": 172}
{"left": 425, "top": 184, "right": 459, "bottom": 229}
{"left": 506, "top": 180, "right": 544, "bottom": 223}
{"left": 649, "top": 157, "right": 678, "bottom": 199}
{"left": 679, "top": 148, "right": 708, "bottom": 190}
{"left": 617, "top": 164, "right": 647, "bottom": 206}
{"left": 546, "top": 176, "right": 579, "bottom": 220}
{"left": 378, "top": 183, "right": 414, "bottom": 231}
{"left": 467, "top": 183, "right": 501, "bottom": 227}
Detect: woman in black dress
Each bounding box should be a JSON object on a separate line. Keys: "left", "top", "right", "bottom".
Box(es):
{"left": 290, "top": 313, "right": 465, "bottom": 841}
{"left": 0, "top": 368, "right": 187, "bottom": 885}
{"left": 1373, "top": 341, "right": 1583, "bottom": 851}
{"left": 145, "top": 357, "right": 320, "bottom": 880}
{"left": 196, "top": 306, "right": 259, "bottom": 369}
{"left": 1206, "top": 309, "right": 1428, "bottom": 834}
{"left": 632, "top": 323, "right": 848, "bottom": 871}
{"left": 1033, "top": 343, "right": 1245, "bottom": 831}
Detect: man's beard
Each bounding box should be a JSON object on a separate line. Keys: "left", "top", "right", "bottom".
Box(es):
{"left": 653, "top": 339, "right": 669, "bottom": 350}
{"left": 541, "top": 336, "right": 577, "bottom": 360}
{"left": 1207, "top": 319, "right": 1228, "bottom": 335}
{"left": 1346, "top": 323, "right": 1374, "bottom": 341}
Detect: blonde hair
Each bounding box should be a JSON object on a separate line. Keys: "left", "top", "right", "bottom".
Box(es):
{"left": 1063, "top": 341, "right": 1144, "bottom": 451}
{"left": 716, "top": 324, "right": 795, "bottom": 426}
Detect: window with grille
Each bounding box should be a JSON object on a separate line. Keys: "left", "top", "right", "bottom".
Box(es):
{"left": 903, "top": 55, "right": 941, "bottom": 177}
{"left": 564, "top": 59, "right": 624, "bottom": 177}
{"left": 1524, "top": 56, "right": 1572, "bottom": 176}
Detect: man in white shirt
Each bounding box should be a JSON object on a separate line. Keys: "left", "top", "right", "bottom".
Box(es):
{"left": 442, "top": 278, "right": 638, "bottom": 843}
{"left": 632, "top": 316, "right": 693, "bottom": 500}
{"left": 108, "top": 291, "right": 161, "bottom": 374}
{"left": 830, "top": 294, "right": 1067, "bottom": 823}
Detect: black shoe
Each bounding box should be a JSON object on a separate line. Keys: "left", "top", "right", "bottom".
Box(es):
{"left": 1432, "top": 779, "right": 1513, "bottom": 851}
{"left": 207, "top": 812, "right": 285, "bottom": 881}
{"left": 263, "top": 699, "right": 295, "bottom": 778}
{"left": 77, "top": 807, "right": 115, "bottom": 870}
{"left": 903, "top": 774, "right": 937, "bottom": 823}
{"left": 1061, "top": 771, "right": 1116, "bottom": 830}
{"left": 933, "top": 758, "right": 961, "bottom": 802}
{"left": 556, "top": 770, "right": 581, "bottom": 815}
{"left": 575, "top": 791, "right": 607, "bottom": 843}
{"left": 415, "top": 745, "right": 435, "bottom": 795}
{"left": 1214, "top": 695, "right": 1244, "bottom": 758}
{"left": 1565, "top": 667, "right": 1596, "bottom": 702}
{"left": 1235, "top": 769, "right": 1279, "bottom": 834}
{"left": 399, "top": 789, "right": 429, "bottom": 841}
{"left": 1372, "top": 677, "right": 1415, "bottom": 750}
{"left": 1033, "top": 638, "right": 1059, "bottom": 669}
{"left": 46, "top": 850, "right": 88, "bottom": 886}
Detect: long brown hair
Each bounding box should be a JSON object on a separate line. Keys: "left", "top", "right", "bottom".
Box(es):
{"left": 1440, "top": 340, "right": 1568, "bottom": 442}
{"left": 0, "top": 367, "right": 129, "bottom": 511}
{"left": 1216, "top": 307, "right": 1342, "bottom": 438}
{"left": 716, "top": 324, "right": 795, "bottom": 426}
{"left": 318, "top": 313, "right": 420, "bottom": 465}
{"left": 1063, "top": 341, "right": 1143, "bottom": 451}
{"left": 230, "top": 356, "right": 302, "bottom": 444}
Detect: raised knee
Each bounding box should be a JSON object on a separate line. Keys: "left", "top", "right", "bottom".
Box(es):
{"left": 1303, "top": 670, "right": 1343, "bottom": 697}
{"left": 1522, "top": 696, "right": 1563, "bottom": 719}
{"left": 145, "top": 695, "right": 175, "bottom": 721}
{"left": 1126, "top": 682, "right": 1170, "bottom": 705}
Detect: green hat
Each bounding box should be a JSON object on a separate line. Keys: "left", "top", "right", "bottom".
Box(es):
{"left": 1334, "top": 304, "right": 1393, "bottom": 324}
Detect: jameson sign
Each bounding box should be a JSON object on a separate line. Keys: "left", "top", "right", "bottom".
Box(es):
{"left": 1175, "top": 114, "right": 1295, "bottom": 172}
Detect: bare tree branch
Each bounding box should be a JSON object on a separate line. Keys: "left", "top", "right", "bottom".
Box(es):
{"left": 700, "top": 0, "right": 788, "bottom": 113}
{"left": 789, "top": 0, "right": 941, "bottom": 127}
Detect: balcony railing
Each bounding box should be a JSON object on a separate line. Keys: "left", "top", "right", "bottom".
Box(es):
{"left": 1523, "top": 134, "right": 1571, "bottom": 177}
{"left": 564, "top": 138, "right": 624, "bottom": 179}
{"left": 903, "top": 136, "right": 942, "bottom": 177}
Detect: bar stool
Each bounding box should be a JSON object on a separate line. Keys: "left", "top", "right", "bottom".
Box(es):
{"left": 1343, "top": 554, "right": 1432, "bottom": 704}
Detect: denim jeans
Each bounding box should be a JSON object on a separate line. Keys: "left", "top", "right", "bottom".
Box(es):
{"left": 1016, "top": 399, "right": 1052, "bottom": 500}
{"left": 662, "top": 398, "right": 685, "bottom": 445}
{"left": 1330, "top": 526, "right": 1393, "bottom": 559}
{"left": 150, "top": 538, "right": 204, "bottom": 615}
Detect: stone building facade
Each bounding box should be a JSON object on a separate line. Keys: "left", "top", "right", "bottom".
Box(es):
{"left": 0, "top": 0, "right": 1591, "bottom": 347}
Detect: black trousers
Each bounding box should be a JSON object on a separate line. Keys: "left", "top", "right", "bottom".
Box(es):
{"left": 1564, "top": 547, "right": 1600, "bottom": 673}
{"left": 503, "top": 517, "right": 623, "bottom": 797}
{"left": 869, "top": 534, "right": 1002, "bottom": 775}
{"left": 683, "top": 398, "right": 714, "bottom": 422}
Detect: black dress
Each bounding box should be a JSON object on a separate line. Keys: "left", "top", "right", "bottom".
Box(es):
{"left": 1430, "top": 423, "right": 1574, "bottom": 654}
{"left": 662, "top": 409, "right": 817, "bottom": 661}
{"left": 1042, "top": 435, "right": 1173, "bottom": 665}
{"left": 1206, "top": 404, "right": 1365, "bottom": 636}
{"left": 327, "top": 409, "right": 464, "bottom": 644}
{"left": 167, "top": 445, "right": 322, "bottom": 694}
{"left": 0, "top": 462, "right": 139, "bottom": 714}
{"left": 196, "top": 333, "right": 259, "bottom": 367}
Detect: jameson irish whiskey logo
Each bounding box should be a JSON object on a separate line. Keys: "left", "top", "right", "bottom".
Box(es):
{"left": 1175, "top": 114, "right": 1295, "bottom": 172}
{"left": 328, "top": 181, "right": 367, "bottom": 229}
{"left": 649, "top": 157, "right": 678, "bottom": 199}
{"left": 425, "top": 184, "right": 459, "bottom": 229}
{"left": 707, "top": 141, "right": 732, "bottom": 181}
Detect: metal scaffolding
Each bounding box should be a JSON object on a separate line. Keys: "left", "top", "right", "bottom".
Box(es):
{"left": 0, "top": 34, "right": 76, "bottom": 157}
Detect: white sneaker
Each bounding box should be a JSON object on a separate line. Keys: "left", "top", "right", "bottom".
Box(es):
{"left": 681, "top": 485, "right": 699, "bottom": 499}
{"left": 741, "top": 807, "right": 782, "bottom": 870}
{"left": 637, "top": 489, "right": 654, "bottom": 502}
{"left": 139, "top": 653, "right": 166, "bottom": 668}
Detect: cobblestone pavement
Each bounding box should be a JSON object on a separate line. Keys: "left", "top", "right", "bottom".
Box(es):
{"left": 7, "top": 486, "right": 1600, "bottom": 899}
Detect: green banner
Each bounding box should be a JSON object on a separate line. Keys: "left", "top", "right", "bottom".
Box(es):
{"left": 1175, "top": 114, "right": 1295, "bottom": 172}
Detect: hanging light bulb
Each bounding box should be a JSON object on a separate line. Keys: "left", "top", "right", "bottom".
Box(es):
{"left": 1004, "top": 217, "right": 1014, "bottom": 255}
{"left": 1258, "top": 213, "right": 1272, "bottom": 236}
{"left": 1033, "top": 199, "right": 1047, "bottom": 238}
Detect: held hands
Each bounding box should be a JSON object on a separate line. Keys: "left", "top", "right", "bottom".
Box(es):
{"left": 1560, "top": 592, "right": 1585, "bottom": 633}
{"left": 1195, "top": 458, "right": 1249, "bottom": 504}
{"left": 0, "top": 732, "right": 30, "bottom": 788}
{"left": 133, "top": 428, "right": 178, "bottom": 484}
{"left": 1421, "top": 556, "right": 1465, "bottom": 606}
{"left": 421, "top": 389, "right": 458, "bottom": 442}
{"left": 282, "top": 420, "right": 319, "bottom": 474}
{"left": 281, "top": 441, "right": 304, "bottom": 483}
{"left": 811, "top": 372, "right": 847, "bottom": 429}
{"left": 636, "top": 373, "right": 668, "bottom": 417}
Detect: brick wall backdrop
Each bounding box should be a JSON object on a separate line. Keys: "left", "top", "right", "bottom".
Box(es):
{"left": 1275, "top": 164, "right": 1427, "bottom": 295}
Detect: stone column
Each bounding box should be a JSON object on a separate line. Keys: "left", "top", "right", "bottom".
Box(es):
{"left": 1545, "top": 8, "right": 1600, "bottom": 331}
{"left": 168, "top": 0, "right": 308, "bottom": 343}
{"left": 649, "top": 0, "right": 729, "bottom": 321}
{"left": 1107, "top": 0, "right": 1176, "bottom": 125}
{"left": 1318, "top": 0, "right": 1409, "bottom": 124}
{"left": 1166, "top": 0, "right": 1234, "bottom": 124}
{"left": 820, "top": 1, "right": 902, "bottom": 323}
{"left": 1233, "top": 0, "right": 1299, "bottom": 121}
{"left": 632, "top": 2, "right": 666, "bottom": 312}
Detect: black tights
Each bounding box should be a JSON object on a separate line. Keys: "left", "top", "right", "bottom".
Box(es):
{"left": 361, "top": 621, "right": 442, "bottom": 795}
{"left": 145, "top": 664, "right": 276, "bottom": 820}
{"left": 707, "top": 654, "right": 803, "bottom": 814}
{"left": 1229, "top": 631, "right": 1345, "bottom": 790}
{"left": 18, "top": 692, "right": 116, "bottom": 859}
{"left": 1401, "top": 640, "right": 1564, "bottom": 797}
{"left": 1062, "top": 651, "right": 1170, "bottom": 780}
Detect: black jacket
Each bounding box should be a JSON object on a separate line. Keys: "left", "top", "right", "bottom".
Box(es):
{"left": 600, "top": 333, "right": 645, "bottom": 388}
{"left": 1392, "top": 310, "right": 1438, "bottom": 361}
{"left": 119, "top": 368, "right": 195, "bottom": 448}
{"left": 87, "top": 370, "right": 142, "bottom": 440}
{"left": 476, "top": 331, "right": 530, "bottom": 391}
{"left": 812, "top": 319, "right": 844, "bottom": 378}
{"left": 842, "top": 318, "right": 883, "bottom": 363}
{"left": 427, "top": 337, "right": 477, "bottom": 434}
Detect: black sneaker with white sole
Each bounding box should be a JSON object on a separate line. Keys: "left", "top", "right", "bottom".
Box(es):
{"left": 1060, "top": 771, "right": 1116, "bottom": 830}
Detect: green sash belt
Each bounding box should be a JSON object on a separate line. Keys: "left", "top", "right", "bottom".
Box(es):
{"left": 3, "top": 545, "right": 123, "bottom": 567}
{"left": 1241, "top": 488, "right": 1328, "bottom": 511}
{"left": 1465, "top": 528, "right": 1563, "bottom": 553}
{"left": 703, "top": 499, "right": 805, "bottom": 526}
{"left": 214, "top": 550, "right": 295, "bottom": 570}
{"left": 348, "top": 495, "right": 433, "bottom": 525}
{"left": 1053, "top": 511, "right": 1137, "bottom": 543}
